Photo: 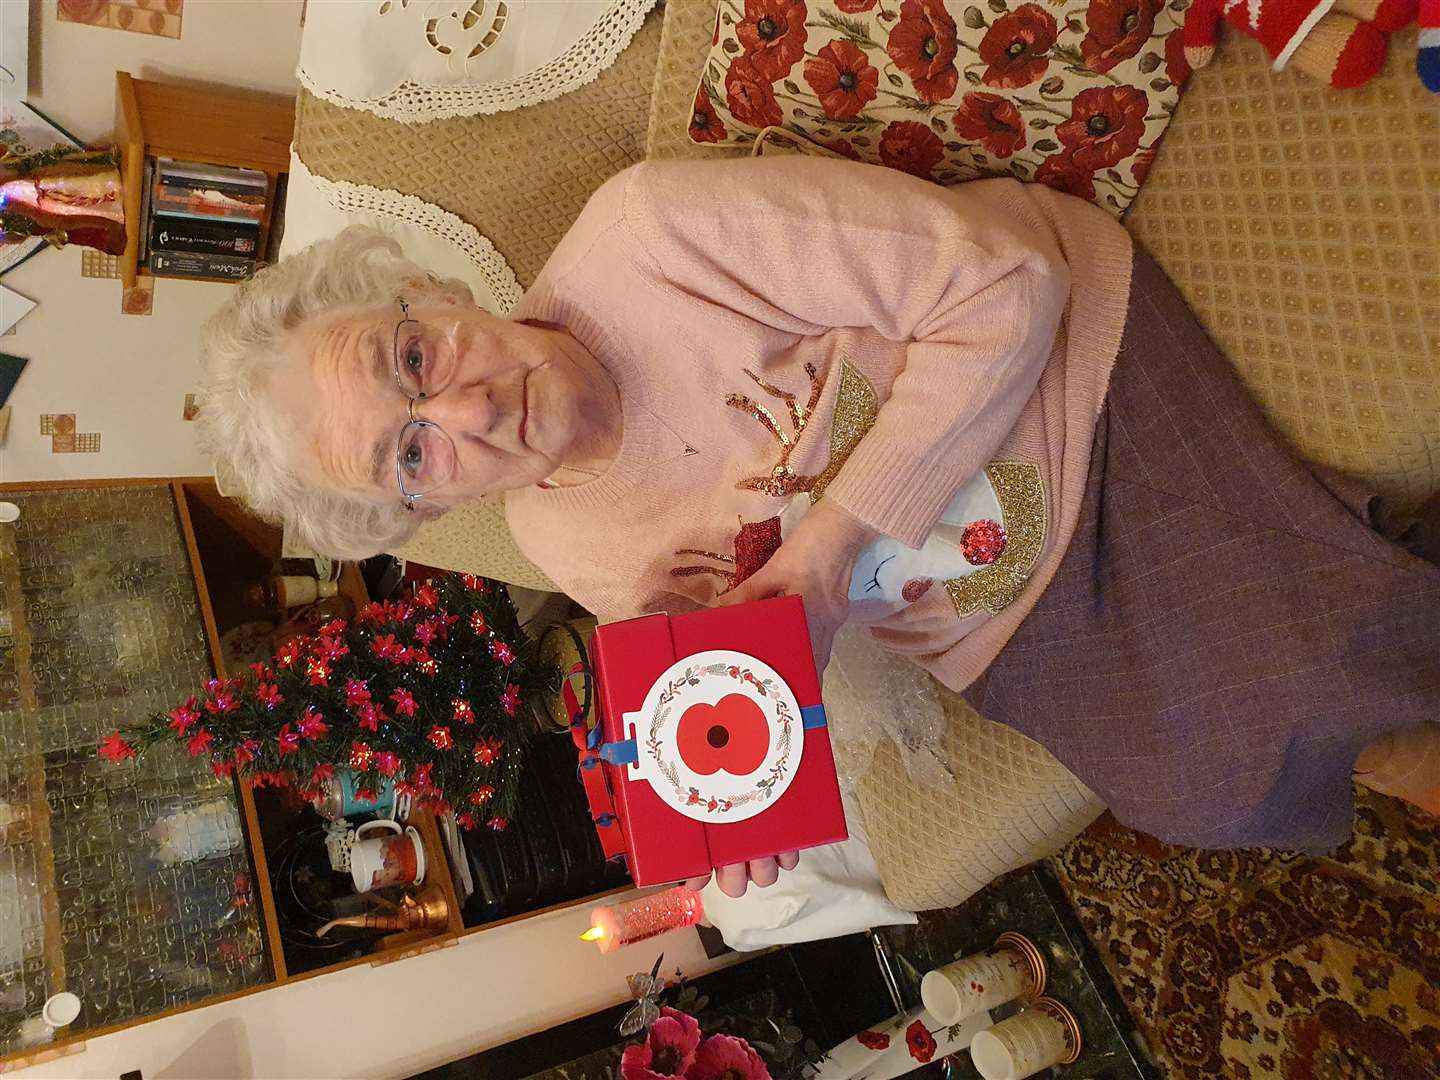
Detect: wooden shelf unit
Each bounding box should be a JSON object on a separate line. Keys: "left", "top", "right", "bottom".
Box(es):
{"left": 113, "top": 71, "right": 294, "bottom": 290}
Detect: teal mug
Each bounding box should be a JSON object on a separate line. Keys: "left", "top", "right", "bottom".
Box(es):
{"left": 310, "top": 770, "right": 408, "bottom": 823}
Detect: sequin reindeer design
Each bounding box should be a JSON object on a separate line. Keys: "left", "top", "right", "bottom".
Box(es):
{"left": 671, "top": 365, "right": 827, "bottom": 588}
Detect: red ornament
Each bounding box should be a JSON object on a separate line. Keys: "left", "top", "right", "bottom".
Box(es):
{"left": 469, "top": 611, "right": 488, "bottom": 636}
{"left": 469, "top": 785, "right": 495, "bottom": 805}
{"left": 500, "top": 684, "right": 520, "bottom": 717}
{"left": 350, "top": 741, "right": 374, "bottom": 770}
{"left": 375, "top": 751, "right": 402, "bottom": 777}
{"left": 187, "top": 729, "right": 215, "bottom": 757}
{"left": 452, "top": 698, "right": 476, "bottom": 725}
{"left": 297, "top": 708, "right": 329, "bottom": 740}
{"left": 255, "top": 682, "right": 283, "bottom": 708}
{"left": 277, "top": 725, "right": 300, "bottom": 756}
{"left": 98, "top": 731, "right": 137, "bottom": 763}
{"left": 960, "top": 519, "right": 1007, "bottom": 565}
{"left": 472, "top": 738, "right": 504, "bottom": 767}
{"left": 390, "top": 689, "right": 417, "bottom": 718}
{"left": 428, "top": 725, "right": 455, "bottom": 751}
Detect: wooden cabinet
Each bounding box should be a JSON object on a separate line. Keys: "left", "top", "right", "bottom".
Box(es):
{"left": 113, "top": 72, "right": 295, "bottom": 288}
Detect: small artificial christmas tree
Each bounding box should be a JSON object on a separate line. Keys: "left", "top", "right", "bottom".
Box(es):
{"left": 99, "top": 575, "right": 556, "bottom": 831}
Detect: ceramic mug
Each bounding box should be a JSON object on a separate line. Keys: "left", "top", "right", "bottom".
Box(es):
{"left": 349, "top": 820, "right": 426, "bottom": 893}
{"left": 310, "top": 771, "right": 408, "bottom": 823}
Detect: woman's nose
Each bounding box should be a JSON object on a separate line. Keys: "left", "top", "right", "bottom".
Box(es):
{"left": 416, "top": 381, "right": 495, "bottom": 437}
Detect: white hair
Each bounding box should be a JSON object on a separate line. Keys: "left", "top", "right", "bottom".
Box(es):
{"left": 196, "top": 225, "right": 439, "bottom": 559}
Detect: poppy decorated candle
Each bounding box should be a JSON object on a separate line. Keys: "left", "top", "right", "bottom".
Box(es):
{"left": 919, "top": 932, "right": 1046, "bottom": 1025}
{"left": 581, "top": 886, "right": 705, "bottom": 955}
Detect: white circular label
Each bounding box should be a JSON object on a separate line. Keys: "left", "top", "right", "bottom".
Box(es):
{"left": 627, "top": 650, "right": 802, "bottom": 824}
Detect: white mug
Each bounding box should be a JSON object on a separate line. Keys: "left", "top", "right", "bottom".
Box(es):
{"left": 349, "top": 820, "right": 426, "bottom": 893}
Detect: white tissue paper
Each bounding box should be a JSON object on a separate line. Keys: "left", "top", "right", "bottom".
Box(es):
{"left": 700, "top": 786, "right": 916, "bottom": 951}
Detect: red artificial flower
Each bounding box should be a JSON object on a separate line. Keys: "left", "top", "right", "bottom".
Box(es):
{"left": 836, "top": 0, "right": 878, "bottom": 9}
{"left": 879, "top": 120, "right": 946, "bottom": 179}
{"left": 461, "top": 574, "right": 487, "bottom": 591}
{"left": 1081, "top": 0, "right": 1163, "bottom": 73}
{"left": 344, "top": 678, "right": 372, "bottom": 708}
{"left": 428, "top": 725, "right": 455, "bottom": 751}
{"left": 386, "top": 600, "right": 414, "bottom": 623}
{"left": 724, "top": 56, "right": 784, "bottom": 129}
{"left": 451, "top": 698, "right": 476, "bottom": 725}
{"left": 350, "top": 741, "right": 374, "bottom": 770}
{"left": 205, "top": 693, "right": 238, "bottom": 715}
{"left": 622, "top": 1007, "right": 702, "bottom": 1079}
{"left": 500, "top": 684, "right": 521, "bottom": 717}
{"left": 952, "top": 92, "right": 1027, "bottom": 157}
{"left": 413, "top": 651, "right": 439, "bottom": 676}
{"left": 255, "top": 682, "right": 283, "bottom": 708}
{"left": 275, "top": 640, "right": 302, "bottom": 668}
{"left": 487, "top": 816, "right": 509, "bottom": 831}
{"left": 457, "top": 812, "right": 477, "bottom": 830}
{"left": 375, "top": 750, "right": 402, "bottom": 777}
{"left": 205, "top": 678, "right": 223, "bottom": 694}
{"left": 371, "top": 633, "right": 402, "bottom": 661}
{"left": 413, "top": 621, "right": 438, "bottom": 647}
{"left": 98, "top": 731, "right": 137, "bottom": 763}
{"left": 690, "top": 1033, "right": 768, "bottom": 1080}
{"left": 857, "top": 1029, "right": 891, "bottom": 1050}
{"left": 412, "top": 583, "right": 439, "bottom": 610}
{"left": 249, "top": 662, "right": 272, "bottom": 681}
{"left": 473, "top": 738, "right": 505, "bottom": 766}
{"left": 387, "top": 689, "right": 415, "bottom": 718}
{"left": 804, "top": 39, "right": 879, "bottom": 120}
{"left": 277, "top": 725, "right": 300, "bottom": 756}
{"left": 690, "top": 87, "right": 729, "bottom": 144}
{"left": 977, "top": 4, "right": 1057, "bottom": 88}
{"left": 297, "top": 708, "right": 329, "bottom": 740}
{"left": 1033, "top": 151, "right": 1097, "bottom": 199}
{"left": 886, "top": 0, "right": 960, "bottom": 102}
{"left": 1057, "top": 85, "right": 1149, "bottom": 170}
{"left": 826, "top": 138, "right": 862, "bottom": 160}
{"left": 249, "top": 769, "right": 292, "bottom": 788}
{"left": 314, "top": 636, "right": 349, "bottom": 663}
{"left": 1165, "top": 28, "right": 1191, "bottom": 85}
{"left": 355, "top": 703, "right": 382, "bottom": 732}
{"left": 469, "top": 785, "right": 495, "bottom": 805}
{"left": 469, "top": 611, "right": 488, "bottom": 636}
{"left": 318, "top": 618, "right": 348, "bottom": 637}
{"left": 736, "top": 0, "right": 808, "bottom": 80}
{"left": 188, "top": 728, "right": 215, "bottom": 757}
{"left": 212, "top": 760, "right": 234, "bottom": 780}
{"left": 168, "top": 703, "right": 199, "bottom": 734}
{"left": 489, "top": 640, "right": 516, "bottom": 666}
{"left": 410, "top": 762, "right": 435, "bottom": 791}
{"left": 311, "top": 763, "right": 336, "bottom": 786}
{"left": 305, "top": 657, "right": 331, "bottom": 687}
{"left": 905, "top": 1020, "right": 938, "bottom": 1062}
{"left": 357, "top": 601, "right": 387, "bottom": 625}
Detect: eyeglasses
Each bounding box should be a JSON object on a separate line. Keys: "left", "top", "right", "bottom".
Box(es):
{"left": 392, "top": 299, "right": 458, "bottom": 510}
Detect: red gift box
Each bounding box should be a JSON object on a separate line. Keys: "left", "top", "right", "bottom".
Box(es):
{"left": 586, "top": 596, "right": 848, "bottom": 886}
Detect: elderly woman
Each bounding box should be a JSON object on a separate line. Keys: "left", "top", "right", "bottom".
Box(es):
{"left": 199, "top": 157, "right": 1439, "bottom": 885}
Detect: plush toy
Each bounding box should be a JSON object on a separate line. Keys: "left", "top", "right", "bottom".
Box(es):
{"left": 1421, "top": 0, "right": 1440, "bottom": 89}
{"left": 1184, "top": 0, "right": 1419, "bottom": 87}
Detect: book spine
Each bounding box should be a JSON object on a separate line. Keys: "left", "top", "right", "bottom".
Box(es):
{"left": 150, "top": 195, "right": 264, "bottom": 223}
{"left": 138, "top": 159, "right": 154, "bottom": 263}
{"left": 150, "top": 216, "right": 260, "bottom": 256}
{"left": 156, "top": 174, "right": 268, "bottom": 199}
{"left": 150, "top": 251, "right": 256, "bottom": 281}
{"left": 156, "top": 158, "right": 268, "bottom": 189}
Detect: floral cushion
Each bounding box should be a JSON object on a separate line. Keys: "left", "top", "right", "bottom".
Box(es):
{"left": 689, "top": 0, "right": 1190, "bottom": 215}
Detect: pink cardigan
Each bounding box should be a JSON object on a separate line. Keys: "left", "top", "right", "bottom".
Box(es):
{"left": 506, "top": 157, "right": 1133, "bottom": 691}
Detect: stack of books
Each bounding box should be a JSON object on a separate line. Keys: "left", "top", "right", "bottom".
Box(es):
{"left": 144, "top": 159, "right": 268, "bottom": 281}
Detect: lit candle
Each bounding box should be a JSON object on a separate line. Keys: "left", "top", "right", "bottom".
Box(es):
{"left": 581, "top": 886, "right": 705, "bottom": 954}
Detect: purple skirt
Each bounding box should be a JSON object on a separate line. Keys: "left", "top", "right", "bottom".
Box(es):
{"left": 963, "top": 250, "right": 1440, "bottom": 853}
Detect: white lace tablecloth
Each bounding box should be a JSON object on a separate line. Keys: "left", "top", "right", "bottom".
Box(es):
{"left": 297, "top": 0, "right": 657, "bottom": 123}
{"left": 280, "top": 154, "right": 523, "bottom": 314}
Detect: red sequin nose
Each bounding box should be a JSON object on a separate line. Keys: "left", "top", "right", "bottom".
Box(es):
{"left": 961, "top": 519, "right": 1008, "bottom": 565}
{"left": 676, "top": 694, "right": 770, "bottom": 776}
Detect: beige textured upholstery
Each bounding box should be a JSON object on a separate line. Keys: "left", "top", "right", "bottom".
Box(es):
{"left": 391, "top": 500, "right": 557, "bottom": 593}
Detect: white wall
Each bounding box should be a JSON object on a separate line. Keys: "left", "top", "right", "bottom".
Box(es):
{"left": 0, "top": 0, "right": 307, "bottom": 485}
{"left": 11, "top": 892, "right": 733, "bottom": 1080}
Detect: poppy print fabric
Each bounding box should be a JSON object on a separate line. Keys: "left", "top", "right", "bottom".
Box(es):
{"left": 689, "top": 0, "right": 1190, "bottom": 214}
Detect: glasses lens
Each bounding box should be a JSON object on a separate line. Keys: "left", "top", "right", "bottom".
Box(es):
{"left": 396, "top": 421, "right": 457, "bottom": 498}
{"left": 394, "top": 320, "right": 425, "bottom": 397}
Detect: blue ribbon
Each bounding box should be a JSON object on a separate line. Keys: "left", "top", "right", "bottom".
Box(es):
{"left": 599, "top": 739, "right": 639, "bottom": 767}
{"left": 800, "top": 704, "right": 828, "bottom": 731}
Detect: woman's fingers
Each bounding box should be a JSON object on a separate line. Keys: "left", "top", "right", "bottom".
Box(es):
{"left": 777, "top": 850, "right": 800, "bottom": 871}
{"left": 684, "top": 874, "right": 712, "bottom": 892}
{"left": 715, "top": 862, "right": 750, "bottom": 897}
{"left": 747, "top": 857, "right": 780, "bottom": 889}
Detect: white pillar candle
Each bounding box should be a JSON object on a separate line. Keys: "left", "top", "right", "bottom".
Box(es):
{"left": 919, "top": 933, "right": 1045, "bottom": 1026}
{"left": 969, "top": 998, "right": 1081, "bottom": 1080}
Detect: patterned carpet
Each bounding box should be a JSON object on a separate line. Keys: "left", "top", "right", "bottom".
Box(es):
{"left": 1051, "top": 788, "right": 1440, "bottom": 1079}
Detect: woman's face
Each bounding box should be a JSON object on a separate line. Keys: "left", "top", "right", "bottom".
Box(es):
{"left": 296, "top": 301, "right": 591, "bottom": 506}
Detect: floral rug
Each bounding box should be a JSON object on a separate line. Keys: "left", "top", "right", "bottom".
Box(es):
{"left": 1050, "top": 789, "right": 1440, "bottom": 1079}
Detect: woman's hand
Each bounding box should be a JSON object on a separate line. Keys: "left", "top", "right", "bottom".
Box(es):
{"left": 686, "top": 851, "right": 800, "bottom": 898}
{"left": 715, "top": 500, "right": 876, "bottom": 673}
